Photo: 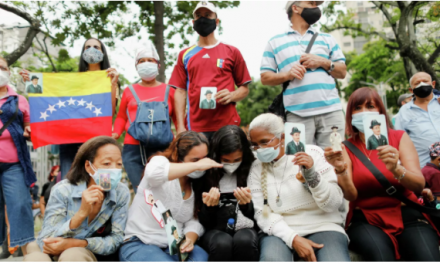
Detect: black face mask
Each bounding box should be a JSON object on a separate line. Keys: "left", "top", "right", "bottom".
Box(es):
{"left": 193, "top": 17, "right": 217, "bottom": 37}
{"left": 300, "top": 7, "right": 321, "bottom": 25}
{"left": 413, "top": 84, "right": 433, "bottom": 98}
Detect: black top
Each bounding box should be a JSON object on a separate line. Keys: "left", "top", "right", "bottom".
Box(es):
{"left": 41, "top": 180, "right": 56, "bottom": 204}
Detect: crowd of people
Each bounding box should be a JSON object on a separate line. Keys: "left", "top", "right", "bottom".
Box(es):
{"left": 0, "top": 0, "right": 440, "bottom": 262}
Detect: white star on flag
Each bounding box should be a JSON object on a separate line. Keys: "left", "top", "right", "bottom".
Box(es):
{"left": 56, "top": 100, "right": 66, "bottom": 108}
{"left": 40, "top": 111, "right": 49, "bottom": 121}
{"left": 77, "top": 99, "right": 86, "bottom": 106}
{"left": 93, "top": 107, "right": 102, "bottom": 116}
{"left": 67, "top": 98, "right": 76, "bottom": 105}
{"left": 46, "top": 104, "right": 57, "bottom": 114}
{"left": 86, "top": 101, "right": 95, "bottom": 110}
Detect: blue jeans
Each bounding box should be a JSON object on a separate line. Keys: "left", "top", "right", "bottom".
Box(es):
{"left": 122, "top": 144, "right": 160, "bottom": 194}
{"left": 259, "top": 231, "right": 350, "bottom": 262}
{"left": 59, "top": 143, "right": 81, "bottom": 179}
{"left": 119, "top": 237, "right": 208, "bottom": 262}
{"left": 0, "top": 162, "right": 34, "bottom": 247}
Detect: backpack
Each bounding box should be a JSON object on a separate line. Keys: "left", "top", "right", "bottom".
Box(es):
{"left": 126, "top": 84, "right": 174, "bottom": 150}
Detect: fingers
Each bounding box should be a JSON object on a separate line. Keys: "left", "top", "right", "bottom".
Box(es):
{"left": 311, "top": 242, "right": 324, "bottom": 249}
{"left": 88, "top": 185, "right": 104, "bottom": 191}
{"left": 43, "top": 237, "right": 60, "bottom": 244}
{"left": 214, "top": 90, "right": 228, "bottom": 99}
{"left": 218, "top": 96, "right": 231, "bottom": 105}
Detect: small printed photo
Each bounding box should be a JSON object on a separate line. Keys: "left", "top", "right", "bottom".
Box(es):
{"left": 25, "top": 73, "right": 43, "bottom": 94}
{"left": 199, "top": 87, "right": 217, "bottom": 110}
{"left": 363, "top": 114, "right": 389, "bottom": 150}
{"left": 285, "top": 123, "right": 306, "bottom": 155}
{"left": 99, "top": 173, "right": 111, "bottom": 191}
{"left": 162, "top": 210, "right": 185, "bottom": 258}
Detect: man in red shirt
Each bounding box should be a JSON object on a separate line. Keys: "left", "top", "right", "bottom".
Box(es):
{"left": 169, "top": 1, "right": 251, "bottom": 141}
{"left": 422, "top": 142, "right": 440, "bottom": 197}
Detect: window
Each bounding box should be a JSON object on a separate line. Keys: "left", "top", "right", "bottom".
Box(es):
{"left": 344, "top": 42, "right": 351, "bottom": 47}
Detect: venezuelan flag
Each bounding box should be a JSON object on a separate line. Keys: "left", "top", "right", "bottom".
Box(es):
{"left": 28, "top": 71, "right": 112, "bottom": 148}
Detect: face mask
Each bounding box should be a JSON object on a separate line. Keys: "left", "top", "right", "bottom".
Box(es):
{"left": 0, "top": 71, "right": 10, "bottom": 87}
{"left": 89, "top": 161, "right": 122, "bottom": 191}
{"left": 256, "top": 143, "right": 281, "bottom": 163}
{"left": 300, "top": 6, "right": 321, "bottom": 25}
{"left": 222, "top": 162, "right": 242, "bottom": 174}
{"left": 193, "top": 17, "right": 217, "bottom": 37}
{"left": 413, "top": 82, "right": 433, "bottom": 98}
{"left": 351, "top": 112, "right": 380, "bottom": 133}
{"left": 187, "top": 170, "right": 206, "bottom": 179}
{"left": 82, "top": 47, "right": 104, "bottom": 65}
{"left": 137, "top": 62, "right": 158, "bottom": 81}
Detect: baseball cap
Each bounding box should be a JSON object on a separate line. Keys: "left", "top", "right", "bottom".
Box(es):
{"left": 285, "top": 1, "right": 324, "bottom": 12}
{"left": 429, "top": 142, "right": 440, "bottom": 157}
{"left": 397, "top": 93, "right": 413, "bottom": 107}
{"left": 193, "top": 1, "right": 217, "bottom": 16}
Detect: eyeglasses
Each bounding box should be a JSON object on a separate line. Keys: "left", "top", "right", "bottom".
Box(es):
{"left": 250, "top": 135, "right": 279, "bottom": 151}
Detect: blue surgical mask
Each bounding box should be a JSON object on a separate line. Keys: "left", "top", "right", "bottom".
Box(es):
{"left": 89, "top": 161, "right": 122, "bottom": 192}
{"left": 82, "top": 47, "right": 104, "bottom": 65}
{"left": 137, "top": 61, "right": 158, "bottom": 81}
{"left": 256, "top": 142, "right": 281, "bottom": 163}
{"left": 351, "top": 112, "right": 380, "bottom": 133}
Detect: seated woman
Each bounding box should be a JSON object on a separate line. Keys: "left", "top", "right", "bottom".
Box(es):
{"left": 248, "top": 113, "right": 349, "bottom": 262}
{"left": 324, "top": 87, "right": 440, "bottom": 261}
{"left": 119, "top": 131, "right": 222, "bottom": 262}
{"left": 24, "top": 136, "right": 130, "bottom": 262}
{"left": 194, "top": 125, "right": 259, "bottom": 261}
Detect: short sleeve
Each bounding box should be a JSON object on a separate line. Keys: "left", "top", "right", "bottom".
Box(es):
{"left": 327, "top": 35, "right": 345, "bottom": 63}
{"left": 169, "top": 50, "right": 188, "bottom": 90}
{"left": 142, "top": 156, "right": 170, "bottom": 188}
{"left": 260, "top": 41, "right": 278, "bottom": 74}
{"left": 232, "top": 48, "right": 252, "bottom": 87}
{"left": 18, "top": 95, "right": 30, "bottom": 123}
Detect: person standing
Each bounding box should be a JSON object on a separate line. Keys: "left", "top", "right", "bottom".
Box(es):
{"left": 39, "top": 165, "right": 60, "bottom": 218}
{"left": 395, "top": 72, "right": 440, "bottom": 169}
{"left": 392, "top": 93, "right": 412, "bottom": 126}
{"left": 20, "top": 38, "right": 120, "bottom": 179}
{"left": 0, "top": 57, "right": 36, "bottom": 256}
{"left": 260, "top": 1, "right": 346, "bottom": 148}
{"left": 169, "top": 1, "right": 251, "bottom": 141}
{"left": 113, "top": 40, "right": 177, "bottom": 193}
{"left": 422, "top": 142, "right": 440, "bottom": 197}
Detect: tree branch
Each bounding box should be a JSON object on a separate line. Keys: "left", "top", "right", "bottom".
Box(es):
{"left": 372, "top": 1, "right": 397, "bottom": 36}
{"left": 385, "top": 44, "right": 400, "bottom": 50}
{"left": 0, "top": 2, "right": 41, "bottom": 65}
{"left": 428, "top": 45, "right": 440, "bottom": 65}
{"left": 379, "top": 1, "right": 399, "bottom": 7}
{"left": 321, "top": 25, "right": 396, "bottom": 42}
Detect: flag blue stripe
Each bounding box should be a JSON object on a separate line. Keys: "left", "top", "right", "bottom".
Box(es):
{"left": 29, "top": 93, "right": 112, "bottom": 123}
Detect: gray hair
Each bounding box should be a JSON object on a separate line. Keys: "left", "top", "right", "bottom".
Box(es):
{"left": 287, "top": 1, "right": 300, "bottom": 20}
{"left": 409, "top": 72, "right": 432, "bottom": 88}
{"left": 249, "top": 113, "right": 284, "bottom": 138}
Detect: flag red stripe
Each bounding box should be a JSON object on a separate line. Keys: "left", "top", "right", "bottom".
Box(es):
{"left": 30, "top": 117, "right": 112, "bottom": 148}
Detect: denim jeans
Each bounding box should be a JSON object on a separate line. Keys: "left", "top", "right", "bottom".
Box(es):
{"left": 59, "top": 143, "right": 81, "bottom": 179}
{"left": 259, "top": 231, "right": 350, "bottom": 262}
{"left": 122, "top": 144, "right": 161, "bottom": 194}
{"left": 119, "top": 237, "right": 208, "bottom": 262}
{"left": 0, "top": 162, "right": 34, "bottom": 247}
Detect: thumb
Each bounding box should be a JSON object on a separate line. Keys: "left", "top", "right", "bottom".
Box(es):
{"left": 202, "top": 192, "right": 208, "bottom": 198}
{"left": 310, "top": 242, "right": 324, "bottom": 249}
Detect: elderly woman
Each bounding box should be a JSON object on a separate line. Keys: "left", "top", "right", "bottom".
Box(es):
{"left": 24, "top": 136, "right": 130, "bottom": 262}
{"left": 324, "top": 87, "right": 440, "bottom": 261}
{"left": 248, "top": 113, "right": 349, "bottom": 262}
{"left": 0, "top": 57, "right": 36, "bottom": 255}
{"left": 113, "top": 40, "right": 176, "bottom": 193}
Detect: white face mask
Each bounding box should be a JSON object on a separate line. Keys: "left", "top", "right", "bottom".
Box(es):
{"left": 187, "top": 170, "right": 206, "bottom": 179}
{"left": 137, "top": 61, "right": 158, "bottom": 81}
{"left": 222, "top": 162, "right": 241, "bottom": 174}
{"left": 0, "top": 71, "right": 10, "bottom": 87}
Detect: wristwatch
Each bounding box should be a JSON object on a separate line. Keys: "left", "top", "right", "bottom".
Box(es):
{"left": 328, "top": 61, "right": 335, "bottom": 73}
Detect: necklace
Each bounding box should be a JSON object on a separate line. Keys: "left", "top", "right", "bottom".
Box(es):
{"left": 274, "top": 157, "right": 289, "bottom": 207}
{"left": 361, "top": 141, "right": 372, "bottom": 160}
{"left": 182, "top": 191, "right": 185, "bottom": 198}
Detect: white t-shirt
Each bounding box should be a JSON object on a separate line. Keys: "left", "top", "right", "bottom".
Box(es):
{"left": 123, "top": 156, "right": 204, "bottom": 248}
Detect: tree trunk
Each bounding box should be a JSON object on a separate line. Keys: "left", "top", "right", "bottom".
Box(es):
{"left": 154, "top": 1, "right": 165, "bottom": 83}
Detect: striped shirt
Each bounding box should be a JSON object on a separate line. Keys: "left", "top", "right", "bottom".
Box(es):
{"left": 261, "top": 27, "right": 345, "bottom": 117}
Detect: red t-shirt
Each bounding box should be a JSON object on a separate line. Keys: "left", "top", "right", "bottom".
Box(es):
{"left": 113, "top": 83, "right": 176, "bottom": 145}
{"left": 346, "top": 129, "right": 440, "bottom": 259}
{"left": 168, "top": 41, "right": 251, "bottom": 132}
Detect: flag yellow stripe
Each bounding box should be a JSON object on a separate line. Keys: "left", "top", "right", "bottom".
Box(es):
{"left": 182, "top": 45, "right": 197, "bottom": 63}
{"left": 28, "top": 70, "right": 111, "bottom": 98}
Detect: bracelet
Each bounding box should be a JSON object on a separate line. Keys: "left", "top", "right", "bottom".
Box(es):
{"left": 394, "top": 166, "right": 406, "bottom": 183}
{"left": 334, "top": 162, "right": 347, "bottom": 174}
{"left": 336, "top": 170, "right": 347, "bottom": 177}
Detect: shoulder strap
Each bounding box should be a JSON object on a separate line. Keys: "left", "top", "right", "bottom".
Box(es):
{"left": 305, "top": 32, "right": 319, "bottom": 54}
{"left": 128, "top": 84, "right": 141, "bottom": 104}
{"left": 0, "top": 99, "right": 19, "bottom": 136}
{"left": 343, "top": 140, "right": 440, "bottom": 217}
{"left": 163, "top": 85, "right": 171, "bottom": 105}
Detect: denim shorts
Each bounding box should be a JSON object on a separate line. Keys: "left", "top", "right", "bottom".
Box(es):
{"left": 0, "top": 162, "right": 35, "bottom": 247}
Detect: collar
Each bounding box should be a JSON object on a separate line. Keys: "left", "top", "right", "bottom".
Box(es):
{"left": 5, "top": 85, "right": 17, "bottom": 97}
{"left": 409, "top": 94, "right": 438, "bottom": 109}
{"left": 286, "top": 25, "right": 316, "bottom": 35}
{"left": 426, "top": 163, "right": 440, "bottom": 171}
{"left": 72, "top": 181, "right": 117, "bottom": 204}
{"left": 199, "top": 40, "right": 221, "bottom": 50}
